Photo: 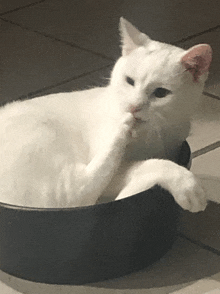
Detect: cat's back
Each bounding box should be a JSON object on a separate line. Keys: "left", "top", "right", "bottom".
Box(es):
{"left": 0, "top": 86, "right": 105, "bottom": 118}
{"left": 0, "top": 86, "right": 108, "bottom": 160}
{"left": 0, "top": 87, "right": 107, "bottom": 207}
{"left": 0, "top": 87, "right": 107, "bottom": 142}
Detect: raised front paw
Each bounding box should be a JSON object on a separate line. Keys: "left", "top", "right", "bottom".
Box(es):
{"left": 121, "top": 112, "right": 135, "bottom": 137}
{"left": 172, "top": 172, "right": 207, "bottom": 213}
{"left": 115, "top": 112, "right": 135, "bottom": 145}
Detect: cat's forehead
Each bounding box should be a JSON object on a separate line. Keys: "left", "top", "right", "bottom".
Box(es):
{"left": 126, "top": 43, "right": 184, "bottom": 78}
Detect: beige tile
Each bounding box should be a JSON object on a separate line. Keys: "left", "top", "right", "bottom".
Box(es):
{"left": 172, "top": 279, "right": 220, "bottom": 294}
{"left": 0, "top": 20, "right": 111, "bottom": 105}
{"left": 179, "top": 147, "right": 220, "bottom": 251}
{"left": 191, "top": 147, "right": 220, "bottom": 177}
{"left": 0, "top": 0, "right": 40, "bottom": 14}
{"left": 187, "top": 95, "right": 220, "bottom": 153}
{"left": 1, "top": 238, "right": 220, "bottom": 294}
{"left": 3, "top": 0, "right": 220, "bottom": 59}
{"left": 177, "top": 28, "right": 220, "bottom": 98}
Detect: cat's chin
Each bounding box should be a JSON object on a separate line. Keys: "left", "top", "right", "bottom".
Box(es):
{"left": 130, "top": 122, "right": 147, "bottom": 139}
{"left": 134, "top": 118, "right": 148, "bottom": 129}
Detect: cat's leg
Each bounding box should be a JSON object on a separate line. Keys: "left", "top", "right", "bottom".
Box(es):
{"left": 116, "top": 159, "right": 207, "bottom": 212}
{"left": 74, "top": 113, "right": 134, "bottom": 206}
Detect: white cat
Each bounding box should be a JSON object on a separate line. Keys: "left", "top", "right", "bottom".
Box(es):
{"left": 0, "top": 18, "right": 212, "bottom": 211}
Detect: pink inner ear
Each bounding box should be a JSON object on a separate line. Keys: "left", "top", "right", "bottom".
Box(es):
{"left": 181, "top": 44, "right": 212, "bottom": 82}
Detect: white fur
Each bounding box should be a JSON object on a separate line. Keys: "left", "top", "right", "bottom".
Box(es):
{"left": 0, "top": 18, "right": 211, "bottom": 211}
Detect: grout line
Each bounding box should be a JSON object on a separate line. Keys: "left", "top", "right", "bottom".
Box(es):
{"left": 16, "top": 64, "right": 113, "bottom": 101}
{"left": 0, "top": 0, "right": 46, "bottom": 16}
{"left": 203, "top": 91, "right": 220, "bottom": 101}
{"left": 178, "top": 233, "right": 220, "bottom": 257}
{"left": 192, "top": 141, "right": 220, "bottom": 158}
{"left": 2, "top": 10, "right": 220, "bottom": 62}
{"left": 173, "top": 24, "right": 220, "bottom": 45}
{"left": 0, "top": 17, "right": 114, "bottom": 62}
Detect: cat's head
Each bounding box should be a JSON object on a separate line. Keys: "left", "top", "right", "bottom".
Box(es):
{"left": 110, "top": 17, "right": 212, "bottom": 127}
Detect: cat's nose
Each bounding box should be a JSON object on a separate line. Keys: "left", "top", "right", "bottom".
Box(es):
{"left": 130, "top": 105, "right": 142, "bottom": 114}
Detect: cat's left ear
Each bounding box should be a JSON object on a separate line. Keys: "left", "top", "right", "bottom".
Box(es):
{"left": 181, "top": 44, "right": 212, "bottom": 83}
{"left": 119, "top": 17, "right": 151, "bottom": 56}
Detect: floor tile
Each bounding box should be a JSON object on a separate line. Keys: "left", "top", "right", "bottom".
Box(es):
{"left": 2, "top": 0, "right": 121, "bottom": 59}
{"left": 35, "top": 65, "right": 113, "bottom": 97}
{"left": 0, "top": 20, "right": 111, "bottom": 105}
{"left": 187, "top": 95, "right": 220, "bottom": 153}
{"left": 172, "top": 278, "right": 220, "bottom": 294}
{"left": 179, "top": 147, "right": 220, "bottom": 251}
{"left": 191, "top": 147, "right": 220, "bottom": 178}
{"left": 177, "top": 28, "right": 220, "bottom": 98}
{"left": 1, "top": 238, "right": 220, "bottom": 294}
{"left": 3, "top": 0, "right": 220, "bottom": 59}
{"left": 0, "top": 0, "right": 42, "bottom": 15}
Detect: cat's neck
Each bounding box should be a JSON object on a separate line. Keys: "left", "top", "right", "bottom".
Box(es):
{"left": 123, "top": 120, "right": 190, "bottom": 162}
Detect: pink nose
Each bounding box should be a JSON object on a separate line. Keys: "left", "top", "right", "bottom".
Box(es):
{"left": 130, "top": 105, "right": 142, "bottom": 114}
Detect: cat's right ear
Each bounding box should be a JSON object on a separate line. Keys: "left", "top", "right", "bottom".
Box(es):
{"left": 181, "top": 44, "right": 212, "bottom": 83}
{"left": 119, "top": 17, "right": 151, "bottom": 56}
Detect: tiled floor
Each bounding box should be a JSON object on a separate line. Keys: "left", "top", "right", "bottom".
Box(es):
{"left": 0, "top": 0, "right": 220, "bottom": 293}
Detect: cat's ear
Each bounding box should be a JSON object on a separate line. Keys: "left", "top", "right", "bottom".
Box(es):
{"left": 119, "top": 17, "right": 151, "bottom": 56}
{"left": 181, "top": 44, "right": 212, "bottom": 83}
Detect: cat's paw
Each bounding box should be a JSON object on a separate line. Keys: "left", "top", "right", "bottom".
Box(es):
{"left": 172, "top": 172, "right": 207, "bottom": 213}
{"left": 119, "top": 112, "right": 135, "bottom": 141}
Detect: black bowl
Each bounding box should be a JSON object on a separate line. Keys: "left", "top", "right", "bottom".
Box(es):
{"left": 0, "top": 141, "right": 191, "bottom": 285}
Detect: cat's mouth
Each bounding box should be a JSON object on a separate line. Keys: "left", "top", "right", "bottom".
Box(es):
{"left": 134, "top": 117, "right": 146, "bottom": 124}
{"left": 132, "top": 112, "right": 147, "bottom": 124}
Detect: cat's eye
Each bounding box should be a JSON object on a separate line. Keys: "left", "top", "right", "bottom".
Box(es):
{"left": 126, "top": 76, "right": 135, "bottom": 86}
{"left": 153, "top": 87, "right": 171, "bottom": 98}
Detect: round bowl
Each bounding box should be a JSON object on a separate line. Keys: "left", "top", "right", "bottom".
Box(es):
{"left": 0, "top": 141, "right": 191, "bottom": 285}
